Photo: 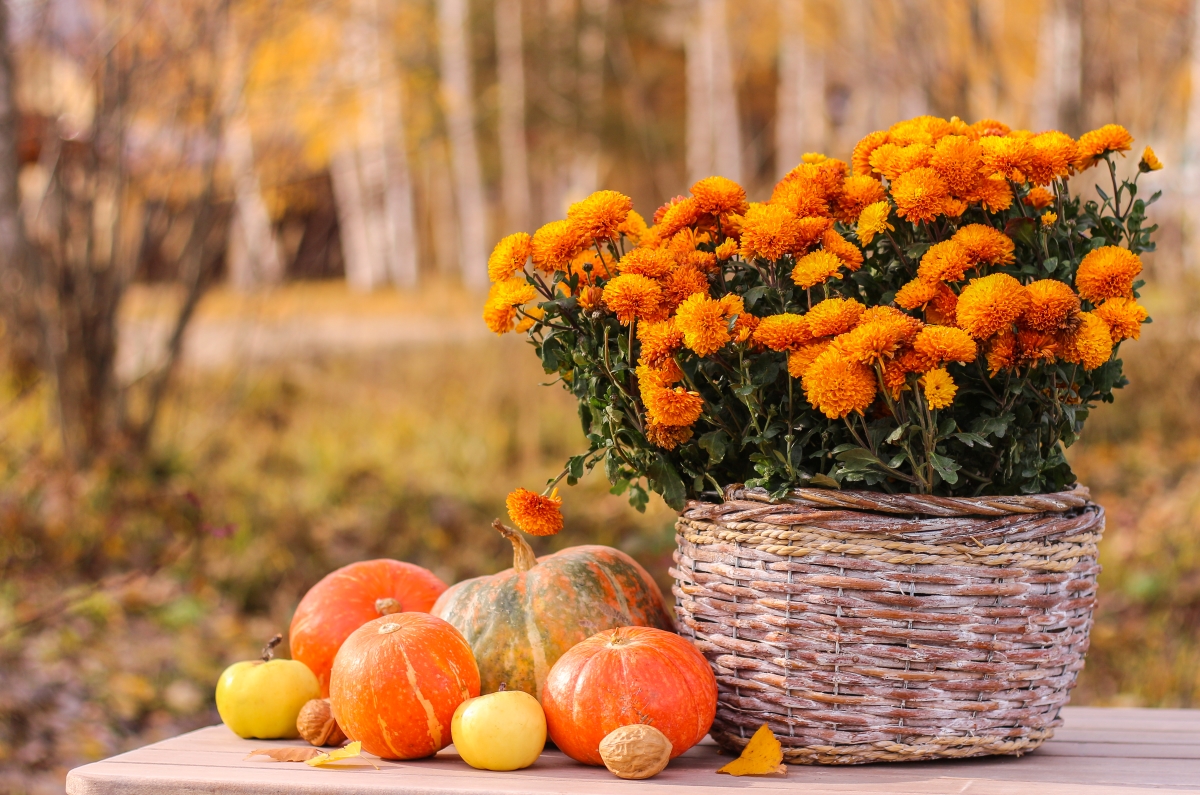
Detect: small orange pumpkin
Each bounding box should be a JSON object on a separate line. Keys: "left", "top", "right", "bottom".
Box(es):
{"left": 540, "top": 626, "right": 716, "bottom": 765}
{"left": 329, "top": 613, "right": 479, "bottom": 759}
{"left": 290, "top": 559, "right": 447, "bottom": 696}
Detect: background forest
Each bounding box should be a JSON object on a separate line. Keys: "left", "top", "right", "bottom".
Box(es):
{"left": 2, "top": 0, "right": 1200, "bottom": 792}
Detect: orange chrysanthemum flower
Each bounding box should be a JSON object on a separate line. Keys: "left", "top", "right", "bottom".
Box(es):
{"left": 506, "top": 487, "right": 564, "bottom": 536}
{"left": 966, "top": 175, "right": 1015, "bottom": 212}
{"left": 792, "top": 249, "right": 844, "bottom": 289}
{"left": 890, "top": 167, "right": 949, "bottom": 223}
{"left": 918, "top": 240, "right": 972, "bottom": 283}
{"left": 488, "top": 233, "right": 533, "bottom": 282}
{"left": 714, "top": 238, "right": 739, "bottom": 260}
{"left": 971, "top": 118, "right": 1011, "bottom": 137}
{"left": 856, "top": 201, "right": 894, "bottom": 245}
{"left": 1022, "top": 279, "right": 1081, "bottom": 332}
{"left": 617, "top": 209, "right": 648, "bottom": 242}
{"left": 1057, "top": 312, "right": 1114, "bottom": 370}
{"left": 567, "top": 248, "right": 613, "bottom": 283}
{"left": 578, "top": 284, "right": 604, "bottom": 310}
{"left": 895, "top": 277, "right": 941, "bottom": 310}
{"left": 913, "top": 325, "right": 978, "bottom": 365}
{"left": 822, "top": 229, "right": 864, "bottom": 271}
{"left": 645, "top": 421, "right": 694, "bottom": 450}
{"left": 661, "top": 264, "right": 710, "bottom": 309}
{"left": 979, "top": 135, "right": 1034, "bottom": 182}
{"left": 794, "top": 217, "right": 834, "bottom": 253}
{"left": 483, "top": 277, "right": 539, "bottom": 334}
{"left": 788, "top": 339, "right": 833, "bottom": 379}
{"left": 1139, "top": 146, "right": 1163, "bottom": 173}
{"left": 930, "top": 135, "right": 984, "bottom": 197}
{"left": 642, "top": 384, "right": 705, "bottom": 427}
{"left": 739, "top": 203, "right": 802, "bottom": 261}
{"left": 927, "top": 283, "right": 959, "bottom": 326}
{"left": 637, "top": 318, "right": 684, "bottom": 368}
{"left": 531, "top": 219, "right": 585, "bottom": 272}
{"left": 1027, "top": 131, "right": 1077, "bottom": 185}
{"left": 1016, "top": 329, "right": 1058, "bottom": 364}
{"left": 889, "top": 115, "right": 957, "bottom": 146}
{"left": 1075, "top": 246, "right": 1142, "bottom": 303}
{"left": 837, "top": 314, "right": 921, "bottom": 365}
{"left": 1041, "top": 211, "right": 1058, "bottom": 227}
{"left": 870, "top": 143, "right": 933, "bottom": 181}
{"left": 835, "top": 175, "right": 888, "bottom": 222}
{"left": 1023, "top": 186, "right": 1055, "bottom": 210}
{"left": 952, "top": 224, "right": 1016, "bottom": 266}
{"left": 920, "top": 368, "right": 957, "bottom": 410}
{"left": 655, "top": 196, "right": 703, "bottom": 239}
{"left": 955, "top": 272, "right": 1030, "bottom": 338}
{"left": 567, "top": 190, "right": 633, "bottom": 241}
{"left": 675, "top": 293, "right": 732, "bottom": 356}
{"left": 881, "top": 347, "right": 931, "bottom": 398}
{"left": 1075, "top": 124, "right": 1134, "bottom": 169}
{"left": 753, "top": 313, "right": 811, "bottom": 352}
{"left": 691, "top": 176, "right": 748, "bottom": 216}
{"left": 1093, "top": 297, "right": 1149, "bottom": 341}
{"left": 802, "top": 348, "right": 878, "bottom": 419}
{"left": 770, "top": 177, "right": 832, "bottom": 219}
{"left": 636, "top": 361, "right": 682, "bottom": 390}
{"left": 852, "top": 129, "right": 891, "bottom": 178}
{"left": 986, "top": 329, "right": 1017, "bottom": 375}
{"left": 602, "top": 273, "right": 663, "bottom": 325}
{"left": 618, "top": 247, "right": 674, "bottom": 279}
{"left": 806, "top": 297, "right": 865, "bottom": 338}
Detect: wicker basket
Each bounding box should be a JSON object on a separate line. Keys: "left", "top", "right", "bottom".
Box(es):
{"left": 672, "top": 484, "right": 1104, "bottom": 765}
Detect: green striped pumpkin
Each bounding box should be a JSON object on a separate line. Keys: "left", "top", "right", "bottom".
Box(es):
{"left": 432, "top": 521, "right": 674, "bottom": 699}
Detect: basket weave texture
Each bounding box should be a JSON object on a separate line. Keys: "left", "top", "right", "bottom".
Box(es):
{"left": 672, "top": 484, "right": 1104, "bottom": 765}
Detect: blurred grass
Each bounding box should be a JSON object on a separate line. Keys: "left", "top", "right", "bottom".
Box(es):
{"left": 1, "top": 282, "right": 1199, "bottom": 792}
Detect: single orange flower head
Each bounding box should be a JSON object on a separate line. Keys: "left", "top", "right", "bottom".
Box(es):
{"left": 506, "top": 487, "right": 564, "bottom": 536}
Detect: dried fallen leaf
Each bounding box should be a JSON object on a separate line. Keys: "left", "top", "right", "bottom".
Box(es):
{"left": 715, "top": 724, "right": 787, "bottom": 776}
{"left": 246, "top": 747, "right": 323, "bottom": 763}
{"left": 307, "top": 740, "right": 376, "bottom": 768}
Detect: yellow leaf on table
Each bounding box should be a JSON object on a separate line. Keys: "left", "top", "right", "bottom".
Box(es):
{"left": 246, "top": 747, "right": 323, "bottom": 762}
{"left": 307, "top": 740, "right": 375, "bottom": 768}
{"left": 715, "top": 724, "right": 787, "bottom": 776}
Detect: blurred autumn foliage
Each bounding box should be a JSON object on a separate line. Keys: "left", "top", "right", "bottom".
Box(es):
{"left": 1, "top": 0, "right": 1200, "bottom": 792}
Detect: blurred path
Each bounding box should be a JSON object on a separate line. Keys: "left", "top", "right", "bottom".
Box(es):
{"left": 116, "top": 282, "right": 491, "bottom": 379}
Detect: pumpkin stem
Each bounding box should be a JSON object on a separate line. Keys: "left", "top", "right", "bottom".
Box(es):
{"left": 493, "top": 519, "right": 538, "bottom": 573}
{"left": 375, "top": 597, "right": 402, "bottom": 616}
{"left": 261, "top": 633, "right": 283, "bottom": 662}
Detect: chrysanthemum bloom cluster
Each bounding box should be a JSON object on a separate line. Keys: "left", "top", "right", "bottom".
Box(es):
{"left": 483, "top": 114, "right": 1157, "bottom": 506}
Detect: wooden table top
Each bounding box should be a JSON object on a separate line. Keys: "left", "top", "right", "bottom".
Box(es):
{"left": 66, "top": 706, "right": 1200, "bottom": 795}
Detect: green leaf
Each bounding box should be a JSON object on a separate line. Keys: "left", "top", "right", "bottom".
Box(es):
{"left": 809, "top": 473, "right": 841, "bottom": 489}
{"left": 698, "top": 430, "right": 729, "bottom": 465}
{"left": 929, "top": 452, "right": 961, "bottom": 485}
{"left": 647, "top": 456, "right": 687, "bottom": 511}
{"left": 953, "top": 431, "right": 992, "bottom": 448}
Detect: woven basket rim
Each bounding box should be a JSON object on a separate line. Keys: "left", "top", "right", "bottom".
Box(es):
{"left": 694, "top": 483, "right": 1093, "bottom": 519}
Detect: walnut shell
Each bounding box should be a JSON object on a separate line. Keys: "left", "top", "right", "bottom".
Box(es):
{"left": 598, "top": 724, "right": 673, "bottom": 780}
{"left": 296, "top": 698, "right": 347, "bottom": 747}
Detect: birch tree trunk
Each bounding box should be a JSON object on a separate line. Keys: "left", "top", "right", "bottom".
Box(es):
{"left": 687, "top": 0, "right": 741, "bottom": 184}
{"left": 225, "top": 116, "right": 284, "bottom": 290}
{"left": 776, "top": 0, "right": 825, "bottom": 175}
{"left": 569, "top": 0, "right": 609, "bottom": 201}
{"left": 1031, "top": 0, "right": 1082, "bottom": 133}
{"left": 495, "top": 0, "right": 531, "bottom": 233}
{"left": 438, "top": 0, "right": 489, "bottom": 288}
{"left": 1182, "top": 0, "right": 1200, "bottom": 275}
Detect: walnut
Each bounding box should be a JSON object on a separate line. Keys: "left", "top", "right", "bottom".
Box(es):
{"left": 598, "top": 724, "right": 673, "bottom": 779}
{"left": 296, "top": 698, "right": 347, "bottom": 747}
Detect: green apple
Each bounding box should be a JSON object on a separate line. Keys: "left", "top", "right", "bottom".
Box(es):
{"left": 451, "top": 688, "right": 546, "bottom": 771}
{"left": 215, "top": 635, "right": 320, "bottom": 739}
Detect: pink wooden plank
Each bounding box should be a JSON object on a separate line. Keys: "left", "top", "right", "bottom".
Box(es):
{"left": 66, "top": 707, "right": 1200, "bottom": 795}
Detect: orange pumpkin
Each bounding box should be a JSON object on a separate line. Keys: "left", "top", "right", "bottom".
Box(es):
{"left": 290, "top": 559, "right": 447, "bottom": 696}
{"left": 329, "top": 613, "right": 479, "bottom": 759}
{"left": 432, "top": 521, "right": 674, "bottom": 698}
{"left": 540, "top": 626, "right": 716, "bottom": 765}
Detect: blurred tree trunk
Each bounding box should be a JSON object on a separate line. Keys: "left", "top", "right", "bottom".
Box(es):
{"left": 495, "top": 0, "right": 531, "bottom": 233}
{"left": 686, "top": 0, "right": 741, "bottom": 184}
{"left": 0, "top": 0, "right": 39, "bottom": 381}
{"left": 438, "top": 0, "right": 488, "bottom": 288}
{"left": 776, "top": 0, "right": 825, "bottom": 175}
{"left": 568, "top": 0, "right": 609, "bottom": 201}
{"left": 1032, "top": 0, "right": 1083, "bottom": 134}
{"left": 1183, "top": 0, "right": 1200, "bottom": 275}
{"left": 226, "top": 116, "right": 284, "bottom": 290}
{"left": 333, "top": 0, "right": 419, "bottom": 290}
